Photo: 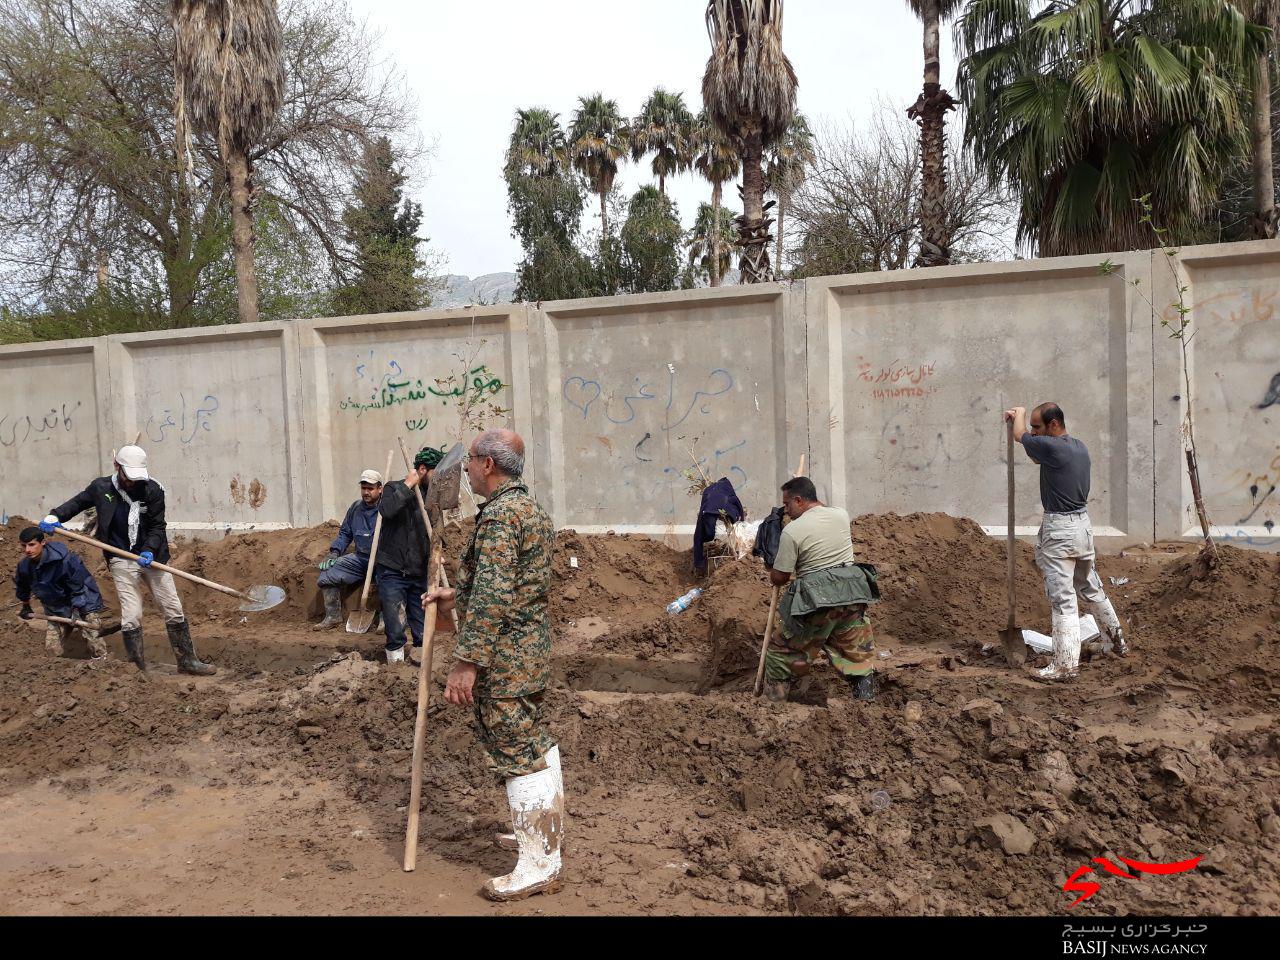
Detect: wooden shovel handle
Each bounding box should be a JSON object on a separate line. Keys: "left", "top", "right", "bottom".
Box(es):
{"left": 357, "top": 450, "right": 396, "bottom": 610}
{"left": 404, "top": 538, "right": 442, "bottom": 872}
{"left": 54, "top": 526, "right": 249, "bottom": 601}
{"left": 753, "top": 585, "right": 781, "bottom": 696}
{"left": 1006, "top": 420, "right": 1016, "bottom": 629}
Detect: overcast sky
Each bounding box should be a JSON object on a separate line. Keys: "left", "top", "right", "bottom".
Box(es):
{"left": 355, "top": 1, "right": 953, "bottom": 279}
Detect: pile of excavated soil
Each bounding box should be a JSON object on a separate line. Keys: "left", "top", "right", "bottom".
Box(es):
{"left": 1, "top": 512, "right": 1277, "bottom": 916}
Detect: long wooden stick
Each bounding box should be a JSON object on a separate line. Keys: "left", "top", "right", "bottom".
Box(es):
{"left": 752, "top": 453, "right": 807, "bottom": 697}
{"left": 26, "top": 612, "right": 120, "bottom": 635}
{"left": 404, "top": 535, "right": 442, "bottom": 872}
{"left": 53, "top": 526, "right": 254, "bottom": 602}
{"left": 354, "top": 450, "right": 395, "bottom": 615}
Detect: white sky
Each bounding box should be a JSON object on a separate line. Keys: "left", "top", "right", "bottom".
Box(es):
{"left": 355, "top": 0, "right": 949, "bottom": 278}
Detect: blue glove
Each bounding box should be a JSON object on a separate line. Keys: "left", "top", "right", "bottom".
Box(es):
{"left": 137, "top": 550, "right": 154, "bottom": 568}
{"left": 39, "top": 515, "right": 62, "bottom": 533}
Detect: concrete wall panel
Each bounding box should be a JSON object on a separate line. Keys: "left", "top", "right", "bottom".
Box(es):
{"left": 0, "top": 340, "right": 106, "bottom": 524}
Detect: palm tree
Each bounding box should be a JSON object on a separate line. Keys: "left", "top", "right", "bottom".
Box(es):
{"left": 702, "top": 0, "right": 798, "bottom": 283}
{"left": 957, "top": 0, "right": 1268, "bottom": 256}
{"left": 687, "top": 201, "right": 738, "bottom": 285}
{"left": 506, "top": 107, "right": 567, "bottom": 177}
{"left": 904, "top": 1, "right": 963, "bottom": 267}
{"left": 173, "top": 0, "right": 284, "bottom": 324}
{"left": 693, "top": 111, "right": 740, "bottom": 286}
{"left": 568, "top": 95, "right": 629, "bottom": 242}
{"left": 765, "top": 111, "right": 814, "bottom": 278}
{"left": 1240, "top": 0, "right": 1278, "bottom": 238}
{"left": 631, "top": 88, "right": 695, "bottom": 196}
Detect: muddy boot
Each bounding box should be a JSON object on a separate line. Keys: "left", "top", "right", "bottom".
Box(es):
{"left": 484, "top": 762, "right": 564, "bottom": 902}
{"left": 1034, "top": 614, "right": 1080, "bottom": 682}
{"left": 166, "top": 619, "right": 216, "bottom": 676}
{"left": 122, "top": 627, "right": 147, "bottom": 671}
{"left": 846, "top": 670, "right": 876, "bottom": 701}
{"left": 496, "top": 745, "right": 561, "bottom": 851}
{"left": 1090, "top": 599, "right": 1128, "bottom": 657}
{"left": 313, "top": 588, "right": 343, "bottom": 631}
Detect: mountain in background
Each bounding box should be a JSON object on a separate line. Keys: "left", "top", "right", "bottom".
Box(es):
{"left": 432, "top": 269, "right": 743, "bottom": 309}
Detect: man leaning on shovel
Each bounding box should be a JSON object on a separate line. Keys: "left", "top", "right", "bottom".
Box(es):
{"left": 14, "top": 526, "right": 109, "bottom": 660}
{"left": 40, "top": 444, "right": 215, "bottom": 675}
{"left": 1004, "top": 403, "right": 1127, "bottom": 682}
{"left": 314, "top": 467, "right": 385, "bottom": 632}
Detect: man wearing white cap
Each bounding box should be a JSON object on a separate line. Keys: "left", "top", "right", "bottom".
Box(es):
{"left": 41, "top": 444, "right": 216, "bottom": 675}
{"left": 313, "top": 467, "right": 385, "bottom": 630}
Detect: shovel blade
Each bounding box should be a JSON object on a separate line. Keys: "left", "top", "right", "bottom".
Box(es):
{"left": 997, "top": 625, "right": 1027, "bottom": 667}
{"left": 238, "top": 584, "right": 286, "bottom": 613}
{"left": 346, "top": 609, "right": 374, "bottom": 634}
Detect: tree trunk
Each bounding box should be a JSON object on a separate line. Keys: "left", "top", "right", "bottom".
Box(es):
{"left": 659, "top": 171, "right": 666, "bottom": 197}
{"left": 738, "top": 130, "right": 773, "bottom": 284}
{"left": 775, "top": 196, "right": 785, "bottom": 278}
{"left": 908, "top": 1, "right": 957, "bottom": 268}
{"left": 711, "top": 180, "right": 722, "bottom": 287}
{"left": 600, "top": 190, "right": 609, "bottom": 242}
{"left": 1252, "top": 49, "right": 1277, "bottom": 239}
{"left": 226, "top": 146, "right": 260, "bottom": 324}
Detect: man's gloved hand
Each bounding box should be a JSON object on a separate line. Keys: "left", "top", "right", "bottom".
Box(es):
{"left": 39, "top": 515, "right": 61, "bottom": 533}
{"left": 19, "top": 603, "right": 33, "bottom": 621}
{"left": 137, "top": 550, "right": 154, "bottom": 568}
{"left": 318, "top": 552, "right": 339, "bottom": 571}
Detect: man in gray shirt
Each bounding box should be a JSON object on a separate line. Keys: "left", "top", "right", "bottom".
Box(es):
{"left": 1005, "top": 402, "right": 1127, "bottom": 681}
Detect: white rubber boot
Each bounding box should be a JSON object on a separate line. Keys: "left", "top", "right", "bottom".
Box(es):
{"left": 1090, "top": 599, "right": 1128, "bottom": 656}
{"left": 385, "top": 646, "right": 405, "bottom": 664}
{"left": 483, "top": 761, "right": 564, "bottom": 901}
{"left": 1035, "top": 613, "right": 1080, "bottom": 682}
{"left": 496, "top": 745, "right": 560, "bottom": 851}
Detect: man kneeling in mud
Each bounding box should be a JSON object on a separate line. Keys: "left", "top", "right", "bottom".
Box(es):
{"left": 763, "top": 477, "right": 879, "bottom": 703}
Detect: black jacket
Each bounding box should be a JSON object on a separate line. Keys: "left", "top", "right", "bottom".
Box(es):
{"left": 375, "top": 480, "right": 429, "bottom": 580}
{"left": 52, "top": 476, "right": 171, "bottom": 564}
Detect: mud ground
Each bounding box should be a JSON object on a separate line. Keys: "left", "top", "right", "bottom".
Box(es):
{"left": 1, "top": 513, "right": 1277, "bottom": 916}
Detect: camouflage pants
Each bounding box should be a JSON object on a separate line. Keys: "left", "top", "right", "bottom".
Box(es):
{"left": 473, "top": 693, "right": 555, "bottom": 781}
{"left": 765, "top": 603, "right": 875, "bottom": 681}
{"left": 43, "top": 608, "right": 106, "bottom": 658}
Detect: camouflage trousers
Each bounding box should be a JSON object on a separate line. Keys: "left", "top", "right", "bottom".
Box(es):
{"left": 43, "top": 608, "right": 106, "bottom": 658}
{"left": 473, "top": 692, "right": 556, "bottom": 781}
{"left": 765, "top": 603, "right": 875, "bottom": 681}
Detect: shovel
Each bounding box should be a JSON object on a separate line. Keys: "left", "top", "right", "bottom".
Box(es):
{"left": 23, "top": 612, "right": 123, "bottom": 637}
{"left": 997, "top": 420, "right": 1027, "bottom": 666}
{"left": 425, "top": 442, "right": 464, "bottom": 515}
{"left": 51, "top": 527, "right": 285, "bottom": 612}
{"left": 347, "top": 450, "right": 395, "bottom": 634}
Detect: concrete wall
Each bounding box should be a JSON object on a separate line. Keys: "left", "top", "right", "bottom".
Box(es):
{"left": 1, "top": 238, "right": 1277, "bottom": 551}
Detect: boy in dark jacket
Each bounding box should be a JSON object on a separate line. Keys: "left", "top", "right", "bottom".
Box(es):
{"left": 42, "top": 444, "right": 214, "bottom": 675}
{"left": 14, "top": 527, "right": 108, "bottom": 659}
{"left": 376, "top": 447, "right": 437, "bottom": 663}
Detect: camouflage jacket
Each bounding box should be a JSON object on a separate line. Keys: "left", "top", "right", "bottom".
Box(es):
{"left": 454, "top": 478, "right": 554, "bottom": 698}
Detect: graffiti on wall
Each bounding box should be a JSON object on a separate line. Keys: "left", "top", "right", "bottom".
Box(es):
{"left": 0, "top": 401, "right": 81, "bottom": 448}
{"left": 145, "top": 393, "right": 220, "bottom": 444}
{"left": 337, "top": 350, "right": 505, "bottom": 431}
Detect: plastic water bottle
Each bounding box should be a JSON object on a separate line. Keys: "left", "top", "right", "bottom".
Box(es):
{"left": 666, "top": 587, "right": 703, "bottom": 615}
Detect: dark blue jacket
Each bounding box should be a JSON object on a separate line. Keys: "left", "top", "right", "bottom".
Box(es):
{"left": 331, "top": 500, "right": 380, "bottom": 556}
{"left": 14, "top": 541, "right": 105, "bottom": 614}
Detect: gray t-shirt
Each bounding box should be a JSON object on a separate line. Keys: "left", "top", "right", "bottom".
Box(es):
{"left": 1021, "top": 434, "right": 1090, "bottom": 513}
{"left": 773, "top": 505, "right": 855, "bottom": 578}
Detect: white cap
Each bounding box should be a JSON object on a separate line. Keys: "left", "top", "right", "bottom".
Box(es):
{"left": 115, "top": 445, "right": 149, "bottom": 481}
{"left": 359, "top": 469, "right": 383, "bottom": 485}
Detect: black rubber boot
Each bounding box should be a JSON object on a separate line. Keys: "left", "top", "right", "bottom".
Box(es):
{"left": 166, "top": 619, "right": 216, "bottom": 676}
{"left": 122, "top": 627, "right": 147, "bottom": 671}
{"left": 313, "top": 588, "right": 343, "bottom": 631}
{"left": 847, "top": 670, "right": 876, "bottom": 702}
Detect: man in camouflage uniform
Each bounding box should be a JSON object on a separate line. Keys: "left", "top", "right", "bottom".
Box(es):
{"left": 424, "top": 428, "right": 561, "bottom": 902}
{"left": 763, "top": 476, "right": 880, "bottom": 703}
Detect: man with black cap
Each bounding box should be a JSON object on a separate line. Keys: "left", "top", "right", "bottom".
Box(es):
{"left": 41, "top": 443, "right": 215, "bottom": 675}
{"left": 375, "top": 446, "right": 438, "bottom": 664}
{"left": 14, "top": 527, "right": 108, "bottom": 660}
{"left": 313, "top": 466, "right": 385, "bottom": 631}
